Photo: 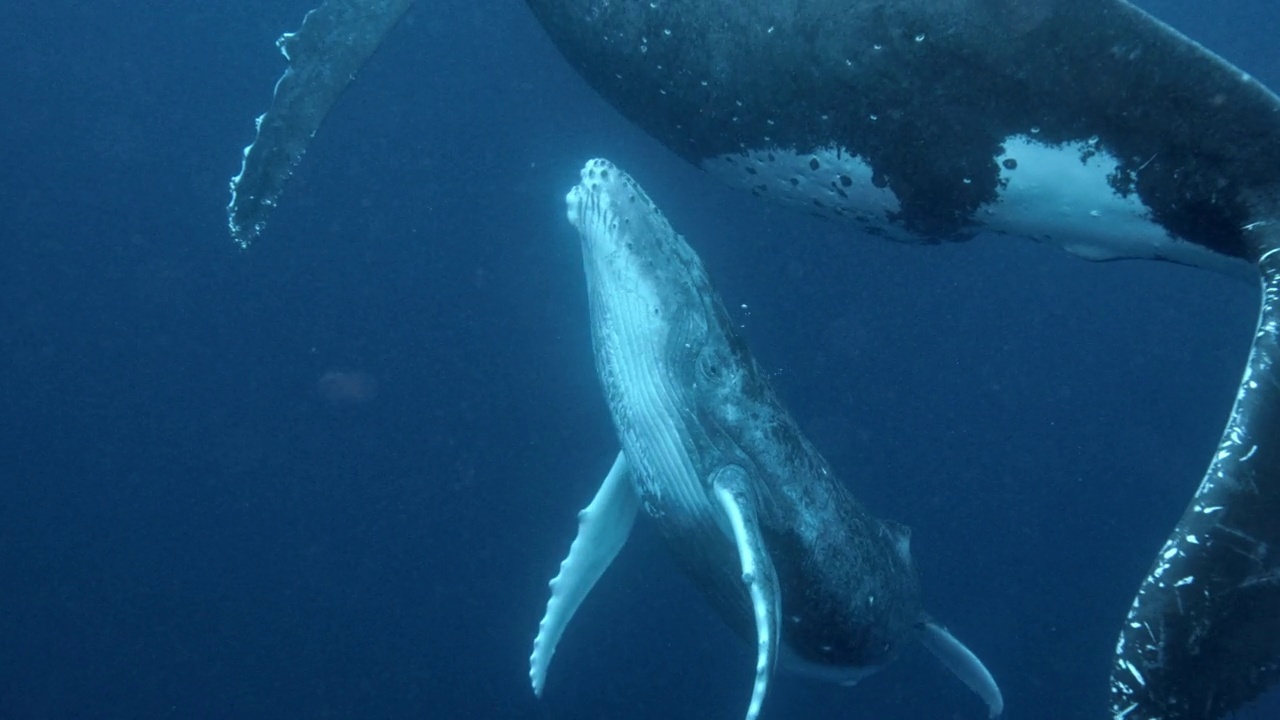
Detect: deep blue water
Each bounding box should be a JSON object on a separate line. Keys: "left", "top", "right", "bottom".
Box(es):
{"left": 2, "top": 1, "right": 1279, "bottom": 718}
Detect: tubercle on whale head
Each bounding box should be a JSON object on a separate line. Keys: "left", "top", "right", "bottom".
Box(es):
{"left": 567, "top": 158, "right": 739, "bottom": 375}
{"left": 567, "top": 159, "right": 706, "bottom": 291}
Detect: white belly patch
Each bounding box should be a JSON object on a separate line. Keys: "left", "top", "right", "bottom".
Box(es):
{"left": 701, "top": 136, "right": 1249, "bottom": 276}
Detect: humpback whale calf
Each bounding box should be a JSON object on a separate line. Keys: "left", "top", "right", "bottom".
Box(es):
{"left": 226, "top": 1, "right": 1280, "bottom": 716}
{"left": 530, "top": 157, "right": 1003, "bottom": 719}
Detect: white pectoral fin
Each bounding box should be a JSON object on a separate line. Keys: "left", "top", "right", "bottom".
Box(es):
{"left": 529, "top": 452, "right": 638, "bottom": 696}
{"left": 917, "top": 620, "right": 1004, "bottom": 718}
{"left": 711, "top": 465, "right": 781, "bottom": 720}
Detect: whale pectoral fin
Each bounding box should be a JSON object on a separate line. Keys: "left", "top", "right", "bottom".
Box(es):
{"left": 1111, "top": 234, "right": 1280, "bottom": 718}
{"left": 227, "top": 0, "right": 414, "bottom": 247}
{"left": 916, "top": 620, "right": 1004, "bottom": 718}
{"left": 530, "top": 451, "right": 638, "bottom": 697}
{"left": 711, "top": 465, "right": 782, "bottom": 720}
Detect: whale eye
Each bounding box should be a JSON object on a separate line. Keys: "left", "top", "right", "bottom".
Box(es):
{"left": 697, "top": 352, "right": 722, "bottom": 382}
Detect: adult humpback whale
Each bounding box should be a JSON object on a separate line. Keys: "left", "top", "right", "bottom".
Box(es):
{"left": 531, "top": 157, "right": 1003, "bottom": 719}
{"left": 225, "top": 1, "right": 1280, "bottom": 717}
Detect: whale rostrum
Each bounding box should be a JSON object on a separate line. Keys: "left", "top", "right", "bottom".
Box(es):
{"left": 530, "top": 158, "right": 1004, "bottom": 719}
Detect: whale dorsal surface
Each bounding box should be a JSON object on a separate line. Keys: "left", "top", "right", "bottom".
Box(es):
{"left": 225, "top": 2, "right": 1280, "bottom": 716}
{"left": 529, "top": 158, "right": 1003, "bottom": 719}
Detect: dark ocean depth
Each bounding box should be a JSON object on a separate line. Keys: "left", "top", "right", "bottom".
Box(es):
{"left": 2, "top": 1, "right": 1279, "bottom": 718}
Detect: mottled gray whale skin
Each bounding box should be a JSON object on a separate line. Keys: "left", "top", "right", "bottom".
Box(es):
{"left": 530, "top": 158, "right": 1002, "bottom": 719}
{"left": 524, "top": 0, "right": 1280, "bottom": 267}
{"left": 226, "top": 2, "right": 1280, "bottom": 717}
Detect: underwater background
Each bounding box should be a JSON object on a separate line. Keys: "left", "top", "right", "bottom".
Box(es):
{"left": 2, "top": 1, "right": 1279, "bottom": 718}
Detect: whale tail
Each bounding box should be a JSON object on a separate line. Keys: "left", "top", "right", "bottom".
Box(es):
{"left": 916, "top": 618, "right": 1004, "bottom": 718}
